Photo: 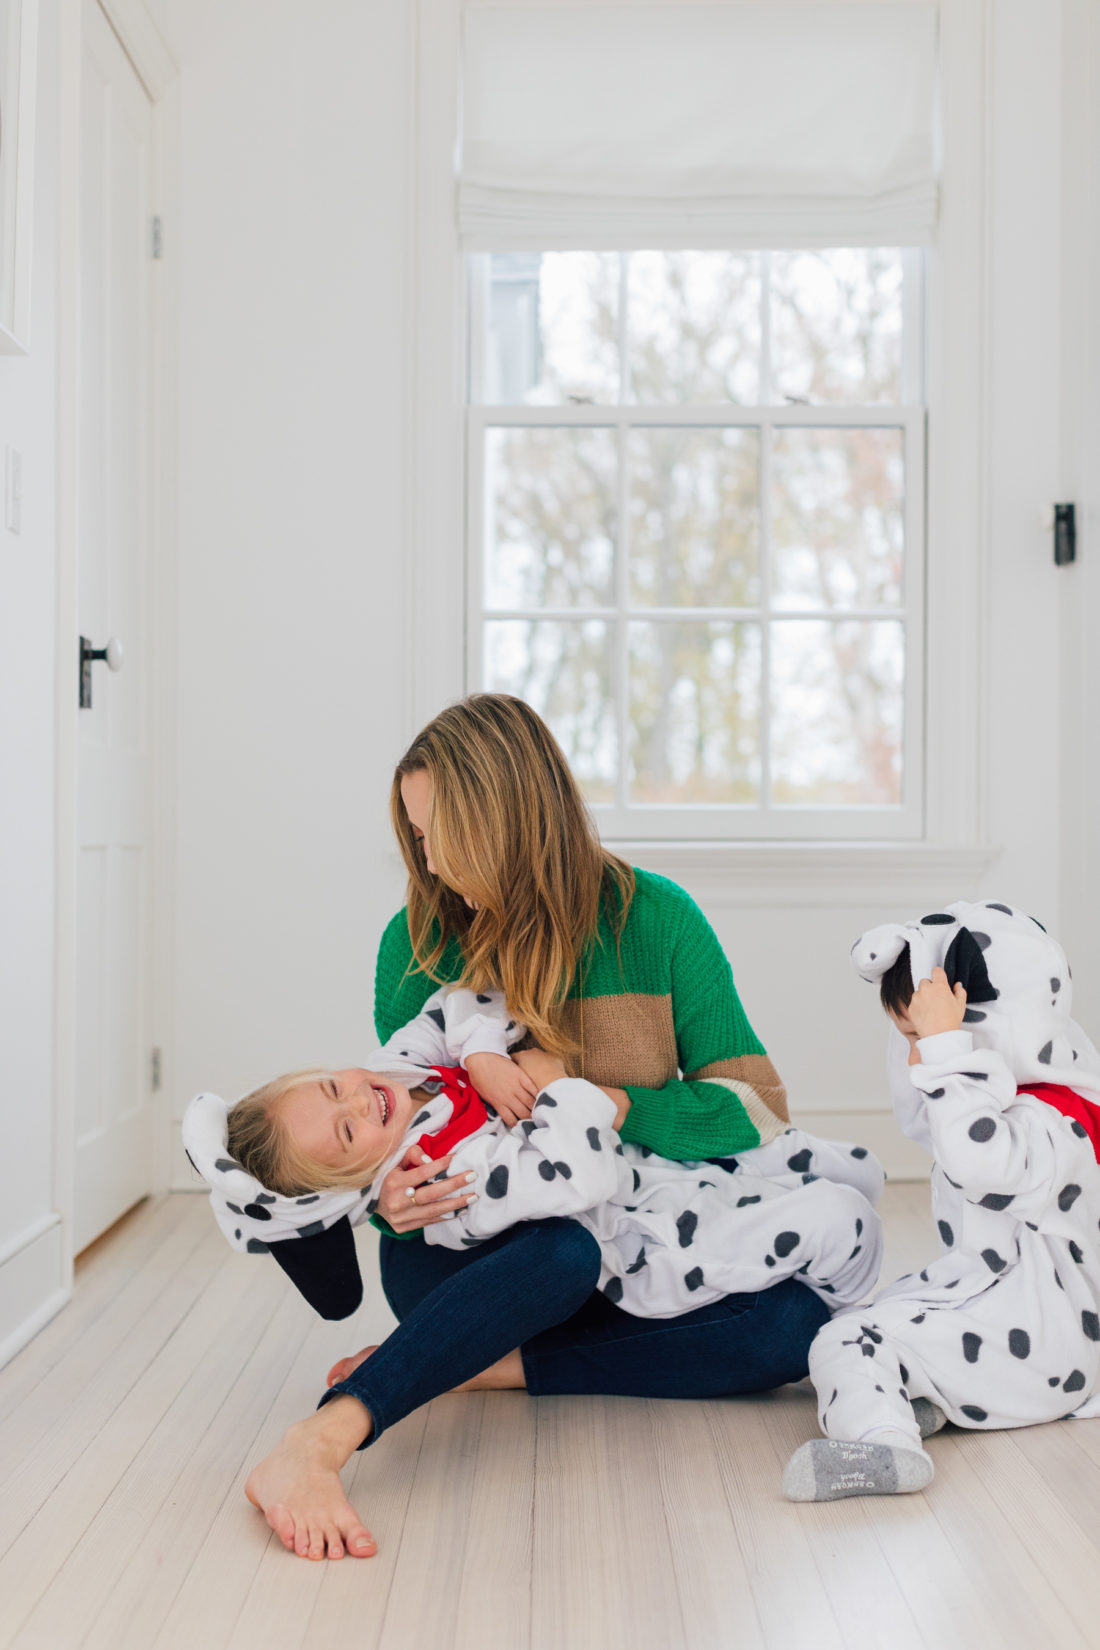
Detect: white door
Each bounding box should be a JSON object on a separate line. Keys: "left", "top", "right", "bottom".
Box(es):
{"left": 74, "top": 1, "right": 156, "bottom": 1252}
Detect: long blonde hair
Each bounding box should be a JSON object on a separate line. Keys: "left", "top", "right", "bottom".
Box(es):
{"left": 391, "top": 694, "right": 634, "bottom": 1055}
{"left": 227, "top": 1071, "right": 394, "bottom": 1197}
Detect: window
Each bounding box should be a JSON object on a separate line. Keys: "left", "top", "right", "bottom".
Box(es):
{"left": 466, "top": 248, "right": 925, "bottom": 839}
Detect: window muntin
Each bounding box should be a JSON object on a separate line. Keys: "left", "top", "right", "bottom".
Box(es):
{"left": 467, "top": 249, "right": 924, "bottom": 839}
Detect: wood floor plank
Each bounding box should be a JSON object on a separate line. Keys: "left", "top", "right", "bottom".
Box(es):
{"left": 0, "top": 1229, "right": 281, "bottom": 1647}
{"left": 761, "top": 1389, "right": 927, "bottom": 1650}
{"left": 374, "top": 1394, "right": 503, "bottom": 1650}
{"left": 81, "top": 1287, "right": 307, "bottom": 1650}
{"left": 0, "top": 1216, "right": 227, "bottom": 1551}
{"left": 1006, "top": 1417, "right": 1100, "bottom": 1558}
{"left": 649, "top": 1397, "right": 768, "bottom": 1650}
{"left": 452, "top": 1391, "right": 536, "bottom": 1650}
{"left": 916, "top": 1429, "right": 1091, "bottom": 1650}
{"left": 936, "top": 1425, "right": 1100, "bottom": 1642}
{"left": 530, "top": 1395, "right": 686, "bottom": 1650}
{"left": 0, "top": 1195, "right": 201, "bottom": 1430}
{"left": 702, "top": 1393, "right": 846, "bottom": 1650}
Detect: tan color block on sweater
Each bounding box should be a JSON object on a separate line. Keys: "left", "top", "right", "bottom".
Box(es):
{"left": 559, "top": 993, "right": 678, "bottom": 1090}
{"left": 686, "top": 1054, "right": 791, "bottom": 1127}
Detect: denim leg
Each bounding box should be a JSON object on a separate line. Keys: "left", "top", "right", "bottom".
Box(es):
{"left": 321, "top": 1218, "right": 602, "bottom": 1444}
{"left": 376, "top": 1227, "right": 511, "bottom": 1322}
{"left": 522, "top": 1276, "right": 831, "bottom": 1400}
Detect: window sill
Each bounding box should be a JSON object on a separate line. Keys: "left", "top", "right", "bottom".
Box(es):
{"left": 603, "top": 840, "right": 1001, "bottom": 907}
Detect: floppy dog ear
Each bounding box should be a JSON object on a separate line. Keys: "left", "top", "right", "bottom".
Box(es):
{"left": 850, "top": 924, "right": 912, "bottom": 982}
{"left": 944, "top": 928, "right": 999, "bottom": 1003}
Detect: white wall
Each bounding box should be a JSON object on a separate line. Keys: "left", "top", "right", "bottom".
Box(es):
{"left": 160, "top": 0, "right": 1098, "bottom": 1184}
{"left": 0, "top": 0, "right": 69, "bottom": 1360}
{"left": 167, "top": 0, "right": 413, "bottom": 1149}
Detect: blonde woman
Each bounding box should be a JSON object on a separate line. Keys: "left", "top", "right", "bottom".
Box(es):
{"left": 245, "top": 695, "right": 829, "bottom": 1561}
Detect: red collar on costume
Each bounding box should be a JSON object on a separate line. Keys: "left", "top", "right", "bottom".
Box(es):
{"left": 1018, "top": 1083, "right": 1100, "bottom": 1164}
{"left": 415, "top": 1065, "right": 489, "bottom": 1160}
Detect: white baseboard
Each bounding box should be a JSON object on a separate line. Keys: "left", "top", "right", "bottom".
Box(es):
{"left": 798, "top": 1109, "right": 930, "bottom": 1181}
{"left": 0, "top": 1216, "right": 70, "bottom": 1371}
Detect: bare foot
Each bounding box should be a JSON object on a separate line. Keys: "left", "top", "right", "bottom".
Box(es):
{"left": 453, "top": 1348, "right": 526, "bottom": 1392}
{"left": 327, "top": 1342, "right": 527, "bottom": 1395}
{"left": 244, "top": 1399, "right": 376, "bottom": 1560}
{"left": 326, "top": 1345, "right": 379, "bottom": 1389}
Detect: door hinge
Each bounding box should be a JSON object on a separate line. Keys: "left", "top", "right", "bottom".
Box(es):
{"left": 151, "top": 1047, "right": 163, "bottom": 1091}
{"left": 151, "top": 216, "right": 164, "bottom": 260}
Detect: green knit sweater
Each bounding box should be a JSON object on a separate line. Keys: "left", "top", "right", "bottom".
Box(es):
{"left": 374, "top": 868, "right": 789, "bottom": 1163}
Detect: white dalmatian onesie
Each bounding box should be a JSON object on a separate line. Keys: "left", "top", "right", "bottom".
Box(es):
{"left": 184, "top": 989, "right": 886, "bottom": 1320}
{"left": 785, "top": 900, "right": 1100, "bottom": 1502}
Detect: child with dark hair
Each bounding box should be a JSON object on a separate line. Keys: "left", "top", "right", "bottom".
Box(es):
{"left": 784, "top": 901, "right": 1100, "bottom": 1503}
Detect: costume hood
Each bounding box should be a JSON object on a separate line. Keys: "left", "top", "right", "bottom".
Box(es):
{"left": 181, "top": 1049, "right": 462, "bottom": 1255}
{"left": 851, "top": 900, "right": 1100, "bottom": 1141}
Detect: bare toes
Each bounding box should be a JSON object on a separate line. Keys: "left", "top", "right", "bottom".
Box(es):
{"left": 343, "top": 1519, "right": 377, "bottom": 1557}
{"left": 325, "top": 1345, "right": 380, "bottom": 1389}
{"left": 265, "top": 1504, "right": 296, "bottom": 1550}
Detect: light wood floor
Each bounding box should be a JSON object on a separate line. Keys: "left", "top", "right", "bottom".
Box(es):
{"left": 3, "top": 1186, "right": 1100, "bottom": 1650}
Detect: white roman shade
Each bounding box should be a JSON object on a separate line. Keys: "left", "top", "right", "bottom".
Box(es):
{"left": 459, "top": 3, "right": 940, "bottom": 248}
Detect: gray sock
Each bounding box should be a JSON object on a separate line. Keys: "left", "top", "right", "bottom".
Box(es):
{"left": 911, "top": 1396, "right": 947, "bottom": 1438}
{"left": 782, "top": 1438, "right": 934, "bottom": 1503}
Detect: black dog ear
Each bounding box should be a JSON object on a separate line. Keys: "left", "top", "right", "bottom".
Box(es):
{"left": 944, "top": 927, "right": 999, "bottom": 1003}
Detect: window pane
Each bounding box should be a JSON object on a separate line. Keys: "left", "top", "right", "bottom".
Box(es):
{"left": 628, "top": 621, "right": 761, "bottom": 803}
{"left": 772, "top": 428, "right": 904, "bottom": 611}
{"left": 627, "top": 251, "right": 761, "bottom": 403}
{"left": 482, "top": 252, "right": 620, "bottom": 405}
{"left": 483, "top": 620, "right": 617, "bottom": 802}
{"left": 770, "top": 620, "right": 903, "bottom": 804}
{"left": 485, "top": 427, "right": 616, "bottom": 608}
{"left": 628, "top": 428, "right": 760, "bottom": 607}
{"left": 770, "top": 249, "right": 903, "bottom": 405}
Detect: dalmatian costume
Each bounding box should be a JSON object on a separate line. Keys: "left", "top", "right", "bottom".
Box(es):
{"left": 785, "top": 900, "right": 1100, "bottom": 1503}
{"left": 184, "top": 989, "right": 885, "bottom": 1321}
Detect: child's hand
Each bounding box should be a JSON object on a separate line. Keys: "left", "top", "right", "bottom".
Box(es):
{"left": 907, "top": 967, "right": 967, "bottom": 1040}
{"left": 465, "top": 1051, "right": 538, "bottom": 1127}
{"left": 512, "top": 1047, "right": 569, "bottom": 1093}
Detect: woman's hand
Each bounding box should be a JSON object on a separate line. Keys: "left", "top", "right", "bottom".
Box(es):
{"left": 374, "top": 1147, "right": 478, "bottom": 1234}
{"left": 512, "top": 1047, "right": 568, "bottom": 1092}
{"left": 465, "top": 1050, "right": 538, "bottom": 1126}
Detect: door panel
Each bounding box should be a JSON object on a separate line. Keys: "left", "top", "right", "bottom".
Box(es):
{"left": 74, "top": 1, "right": 155, "bottom": 1253}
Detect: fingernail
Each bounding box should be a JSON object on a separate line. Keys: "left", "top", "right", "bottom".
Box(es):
{"left": 466, "top": 1192, "right": 479, "bottom": 1203}
{"left": 465, "top": 1172, "right": 477, "bottom": 1183}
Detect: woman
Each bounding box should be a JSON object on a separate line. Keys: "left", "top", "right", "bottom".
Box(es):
{"left": 245, "top": 695, "right": 830, "bottom": 1560}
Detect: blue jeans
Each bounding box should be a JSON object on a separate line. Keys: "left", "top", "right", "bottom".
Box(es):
{"left": 322, "top": 1218, "right": 830, "bottom": 1444}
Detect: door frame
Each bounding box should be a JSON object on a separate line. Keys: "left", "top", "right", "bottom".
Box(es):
{"left": 54, "top": 0, "right": 178, "bottom": 1277}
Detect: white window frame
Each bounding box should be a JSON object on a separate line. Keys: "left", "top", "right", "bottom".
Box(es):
{"left": 407, "top": 0, "right": 996, "bottom": 884}
{"left": 465, "top": 251, "right": 926, "bottom": 839}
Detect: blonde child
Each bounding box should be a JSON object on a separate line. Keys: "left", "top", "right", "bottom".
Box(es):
{"left": 184, "top": 987, "right": 886, "bottom": 1324}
